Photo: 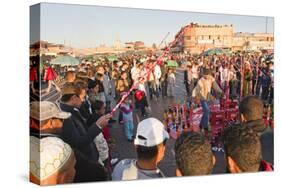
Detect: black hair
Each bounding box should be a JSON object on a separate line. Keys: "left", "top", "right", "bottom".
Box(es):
{"left": 121, "top": 71, "right": 127, "bottom": 76}
{"left": 202, "top": 68, "right": 211, "bottom": 75}
{"left": 88, "top": 79, "right": 100, "bottom": 89}
{"left": 175, "top": 132, "right": 213, "bottom": 176}
{"left": 223, "top": 124, "right": 262, "bottom": 172}
{"left": 113, "top": 60, "right": 118, "bottom": 65}
{"left": 61, "top": 94, "right": 76, "bottom": 103}
{"left": 91, "top": 100, "right": 104, "bottom": 111}
{"left": 239, "top": 96, "right": 264, "bottom": 121}
{"left": 96, "top": 73, "right": 104, "bottom": 79}
{"left": 136, "top": 144, "right": 158, "bottom": 161}
{"left": 74, "top": 81, "right": 87, "bottom": 95}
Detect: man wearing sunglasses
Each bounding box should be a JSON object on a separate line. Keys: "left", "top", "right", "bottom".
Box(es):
{"left": 59, "top": 82, "right": 112, "bottom": 164}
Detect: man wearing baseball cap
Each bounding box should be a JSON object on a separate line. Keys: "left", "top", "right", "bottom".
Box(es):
{"left": 30, "top": 101, "right": 71, "bottom": 137}
{"left": 65, "top": 67, "right": 76, "bottom": 83}
{"left": 112, "top": 117, "right": 169, "bottom": 180}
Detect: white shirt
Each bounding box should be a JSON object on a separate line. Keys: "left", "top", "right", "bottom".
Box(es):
{"left": 222, "top": 68, "right": 230, "bottom": 82}
{"left": 154, "top": 65, "right": 162, "bottom": 80}
{"left": 167, "top": 73, "right": 176, "bottom": 85}
{"left": 191, "top": 65, "right": 199, "bottom": 79}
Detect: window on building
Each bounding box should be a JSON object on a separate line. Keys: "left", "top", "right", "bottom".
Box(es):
{"left": 185, "top": 36, "right": 191, "bottom": 40}
{"left": 209, "top": 35, "right": 211, "bottom": 39}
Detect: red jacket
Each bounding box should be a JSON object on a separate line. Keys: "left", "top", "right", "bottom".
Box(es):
{"left": 30, "top": 67, "right": 38, "bottom": 81}
{"left": 134, "top": 90, "right": 145, "bottom": 101}
{"left": 259, "top": 160, "right": 273, "bottom": 171}
{"left": 44, "top": 67, "right": 57, "bottom": 81}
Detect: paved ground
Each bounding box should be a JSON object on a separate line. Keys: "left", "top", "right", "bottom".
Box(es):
{"left": 109, "top": 68, "right": 229, "bottom": 177}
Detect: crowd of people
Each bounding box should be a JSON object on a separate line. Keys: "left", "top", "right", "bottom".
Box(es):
{"left": 29, "top": 49, "right": 274, "bottom": 185}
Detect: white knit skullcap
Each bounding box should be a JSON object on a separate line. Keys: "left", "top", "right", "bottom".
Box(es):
{"left": 30, "top": 136, "right": 72, "bottom": 180}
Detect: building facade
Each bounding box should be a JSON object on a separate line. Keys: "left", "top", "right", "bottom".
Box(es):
{"left": 174, "top": 23, "right": 274, "bottom": 54}
{"left": 233, "top": 32, "right": 274, "bottom": 51}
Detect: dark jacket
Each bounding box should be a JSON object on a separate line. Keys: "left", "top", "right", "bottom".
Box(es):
{"left": 74, "top": 150, "right": 108, "bottom": 183}
{"left": 87, "top": 112, "right": 101, "bottom": 128}
{"left": 243, "top": 119, "right": 274, "bottom": 164}
{"left": 60, "top": 102, "right": 101, "bottom": 162}
{"left": 79, "top": 96, "right": 92, "bottom": 120}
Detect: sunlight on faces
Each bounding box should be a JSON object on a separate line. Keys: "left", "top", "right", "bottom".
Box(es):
{"left": 97, "top": 66, "right": 105, "bottom": 75}
{"left": 65, "top": 72, "right": 76, "bottom": 82}
{"left": 36, "top": 118, "right": 64, "bottom": 134}
{"left": 78, "top": 88, "right": 87, "bottom": 101}
{"left": 121, "top": 72, "right": 127, "bottom": 79}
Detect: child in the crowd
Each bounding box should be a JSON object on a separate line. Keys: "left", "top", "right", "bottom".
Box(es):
{"left": 116, "top": 71, "right": 130, "bottom": 100}
{"left": 95, "top": 73, "right": 106, "bottom": 104}
{"left": 88, "top": 79, "right": 106, "bottom": 105}
{"left": 167, "top": 68, "right": 176, "bottom": 97}
{"left": 120, "top": 93, "right": 134, "bottom": 142}
{"left": 134, "top": 89, "right": 149, "bottom": 118}
{"left": 87, "top": 100, "right": 110, "bottom": 140}
{"left": 116, "top": 71, "right": 130, "bottom": 124}
{"left": 86, "top": 100, "right": 111, "bottom": 172}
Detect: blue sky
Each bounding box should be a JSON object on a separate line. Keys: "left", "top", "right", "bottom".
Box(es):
{"left": 32, "top": 3, "right": 274, "bottom": 48}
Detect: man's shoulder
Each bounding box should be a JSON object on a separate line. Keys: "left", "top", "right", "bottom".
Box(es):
{"left": 112, "top": 159, "right": 136, "bottom": 180}
{"left": 114, "top": 159, "right": 135, "bottom": 169}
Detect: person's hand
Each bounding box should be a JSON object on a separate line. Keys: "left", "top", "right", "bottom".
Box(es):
{"left": 96, "top": 114, "right": 112, "bottom": 129}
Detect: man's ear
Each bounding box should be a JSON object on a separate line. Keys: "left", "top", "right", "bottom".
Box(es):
{"left": 158, "top": 143, "right": 165, "bottom": 153}
{"left": 227, "top": 156, "right": 241, "bottom": 173}
{"left": 57, "top": 172, "right": 66, "bottom": 184}
{"left": 156, "top": 144, "right": 165, "bottom": 163}
{"left": 176, "top": 168, "right": 182, "bottom": 177}
{"left": 212, "top": 155, "right": 216, "bottom": 166}
{"left": 161, "top": 143, "right": 166, "bottom": 153}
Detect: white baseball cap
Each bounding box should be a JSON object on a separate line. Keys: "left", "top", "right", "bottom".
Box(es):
{"left": 134, "top": 118, "right": 169, "bottom": 147}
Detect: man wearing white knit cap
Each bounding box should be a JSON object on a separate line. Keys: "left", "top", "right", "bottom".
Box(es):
{"left": 112, "top": 117, "right": 169, "bottom": 180}
{"left": 30, "top": 136, "right": 76, "bottom": 185}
